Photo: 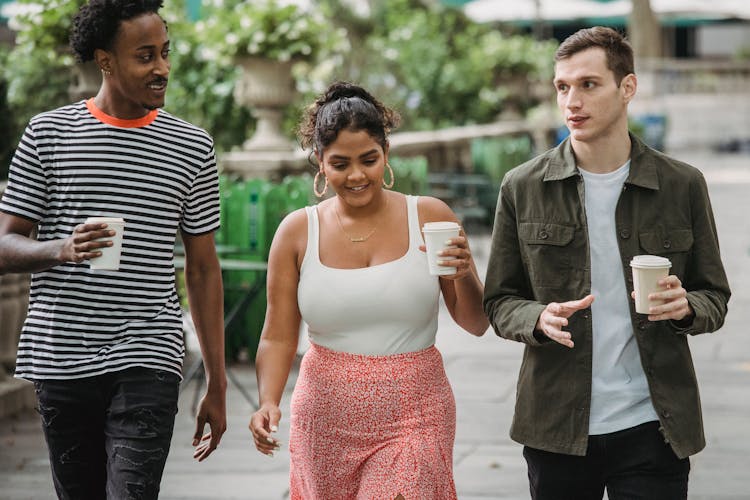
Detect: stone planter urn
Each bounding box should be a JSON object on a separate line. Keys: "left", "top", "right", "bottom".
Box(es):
{"left": 234, "top": 56, "right": 296, "bottom": 152}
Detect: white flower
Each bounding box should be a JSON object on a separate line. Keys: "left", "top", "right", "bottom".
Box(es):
{"left": 385, "top": 48, "right": 399, "bottom": 61}
{"left": 252, "top": 31, "right": 266, "bottom": 44}
{"left": 199, "top": 47, "right": 218, "bottom": 61}
{"left": 278, "top": 21, "right": 291, "bottom": 34}
{"left": 176, "top": 40, "right": 191, "bottom": 55}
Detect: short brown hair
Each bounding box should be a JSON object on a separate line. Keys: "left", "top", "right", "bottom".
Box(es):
{"left": 555, "top": 26, "right": 634, "bottom": 85}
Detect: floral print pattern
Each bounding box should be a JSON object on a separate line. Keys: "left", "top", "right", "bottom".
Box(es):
{"left": 289, "top": 343, "right": 458, "bottom": 500}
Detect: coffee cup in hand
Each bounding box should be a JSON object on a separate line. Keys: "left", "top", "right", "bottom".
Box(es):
{"left": 422, "top": 222, "right": 460, "bottom": 276}
{"left": 630, "top": 255, "right": 671, "bottom": 314}
{"left": 85, "top": 217, "right": 126, "bottom": 270}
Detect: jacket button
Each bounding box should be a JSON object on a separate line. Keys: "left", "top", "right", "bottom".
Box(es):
{"left": 539, "top": 230, "right": 549, "bottom": 240}
{"left": 663, "top": 240, "right": 672, "bottom": 249}
{"left": 619, "top": 229, "right": 631, "bottom": 239}
{"left": 638, "top": 321, "right": 648, "bottom": 330}
{"left": 662, "top": 410, "right": 672, "bottom": 419}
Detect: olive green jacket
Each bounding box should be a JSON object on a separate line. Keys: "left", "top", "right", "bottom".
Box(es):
{"left": 483, "top": 134, "right": 730, "bottom": 459}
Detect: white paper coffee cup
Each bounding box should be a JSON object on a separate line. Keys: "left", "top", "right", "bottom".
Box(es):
{"left": 85, "top": 217, "right": 126, "bottom": 270}
{"left": 630, "top": 255, "right": 671, "bottom": 314}
{"left": 423, "top": 221, "right": 460, "bottom": 276}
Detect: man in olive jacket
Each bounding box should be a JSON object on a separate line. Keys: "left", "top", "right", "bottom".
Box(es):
{"left": 483, "top": 27, "right": 730, "bottom": 500}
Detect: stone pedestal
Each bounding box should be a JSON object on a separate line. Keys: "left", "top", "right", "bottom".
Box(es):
{"left": 0, "top": 273, "right": 33, "bottom": 418}
{"left": 219, "top": 148, "right": 310, "bottom": 181}
{"left": 0, "top": 378, "right": 35, "bottom": 419}
{"left": 0, "top": 274, "right": 22, "bottom": 369}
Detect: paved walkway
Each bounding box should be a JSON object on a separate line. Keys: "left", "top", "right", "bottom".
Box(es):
{"left": 1, "top": 150, "right": 749, "bottom": 499}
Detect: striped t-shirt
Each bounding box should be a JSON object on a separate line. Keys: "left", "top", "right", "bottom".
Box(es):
{"left": 0, "top": 99, "right": 220, "bottom": 381}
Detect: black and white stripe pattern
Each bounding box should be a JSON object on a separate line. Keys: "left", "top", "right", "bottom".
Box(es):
{"left": 1, "top": 100, "right": 220, "bottom": 380}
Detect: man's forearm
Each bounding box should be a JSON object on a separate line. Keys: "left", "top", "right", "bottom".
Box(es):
{"left": 185, "top": 266, "right": 227, "bottom": 389}
{"left": 0, "top": 234, "right": 62, "bottom": 274}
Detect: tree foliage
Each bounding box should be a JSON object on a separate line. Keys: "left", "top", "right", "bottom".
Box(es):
{"left": 1, "top": 0, "right": 558, "bottom": 178}
{"left": 317, "top": 0, "right": 557, "bottom": 130}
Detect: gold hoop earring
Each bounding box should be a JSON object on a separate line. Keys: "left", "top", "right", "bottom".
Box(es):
{"left": 383, "top": 163, "right": 395, "bottom": 189}
{"left": 313, "top": 171, "right": 328, "bottom": 198}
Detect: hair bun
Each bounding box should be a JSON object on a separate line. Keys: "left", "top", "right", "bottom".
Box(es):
{"left": 325, "top": 82, "right": 370, "bottom": 104}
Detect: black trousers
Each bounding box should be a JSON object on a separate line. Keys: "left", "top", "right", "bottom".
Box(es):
{"left": 523, "top": 421, "right": 690, "bottom": 500}
{"left": 34, "top": 367, "right": 180, "bottom": 500}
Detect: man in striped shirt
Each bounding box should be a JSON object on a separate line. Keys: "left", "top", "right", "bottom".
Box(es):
{"left": 0, "top": 1, "right": 227, "bottom": 498}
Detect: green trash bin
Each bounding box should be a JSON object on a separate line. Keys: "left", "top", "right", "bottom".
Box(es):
{"left": 390, "top": 156, "right": 428, "bottom": 195}
{"left": 220, "top": 175, "right": 317, "bottom": 361}
{"left": 472, "top": 136, "right": 532, "bottom": 226}
{"left": 282, "top": 173, "right": 314, "bottom": 212}
{"left": 223, "top": 176, "right": 317, "bottom": 362}
{"left": 214, "top": 174, "right": 233, "bottom": 247}
{"left": 221, "top": 179, "right": 273, "bottom": 361}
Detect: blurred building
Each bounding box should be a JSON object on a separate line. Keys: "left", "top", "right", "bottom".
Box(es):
{"left": 457, "top": 0, "right": 750, "bottom": 151}
{"left": 460, "top": 0, "right": 750, "bottom": 59}
{"left": 0, "top": 0, "right": 15, "bottom": 45}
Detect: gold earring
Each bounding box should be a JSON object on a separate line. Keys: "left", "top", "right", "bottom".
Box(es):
{"left": 101, "top": 68, "right": 112, "bottom": 76}
{"left": 383, "top": 163, "right": 395, "bottom": 189}
{"left": 313, "top": 171, "right": 328, "bottom": 198}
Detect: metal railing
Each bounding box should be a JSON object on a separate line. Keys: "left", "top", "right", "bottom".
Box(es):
{"left": 641, "top": 58, "right": 750, "bottom": 95}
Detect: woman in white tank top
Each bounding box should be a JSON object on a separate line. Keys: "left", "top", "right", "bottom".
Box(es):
{"left": 248, "top": 82, "right": 488, "bottom": 500}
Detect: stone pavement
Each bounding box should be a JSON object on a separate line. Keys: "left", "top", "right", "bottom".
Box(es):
{"left": 0, "top": 150, "right": 749, "bottom": 500}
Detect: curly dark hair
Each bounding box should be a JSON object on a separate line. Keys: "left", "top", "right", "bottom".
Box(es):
{"left": 298, "top": 81, "right": 401, "bottom": 155}
{"left": 70, "top": 0, "right": 165, "bottom": 63}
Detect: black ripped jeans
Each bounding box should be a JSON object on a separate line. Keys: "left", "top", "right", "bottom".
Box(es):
{"left": 33, "top": 367, "right": 180, "bottom": 500}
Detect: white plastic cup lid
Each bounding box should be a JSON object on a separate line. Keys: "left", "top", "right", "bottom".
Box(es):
{"left": 630, "top": 255, "right": 671, "bottom": 269}
{"left": 423, "top": 221, "right": 459, "bottom": 231}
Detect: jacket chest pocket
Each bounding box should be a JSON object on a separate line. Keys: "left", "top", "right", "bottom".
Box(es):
{"left": 638, "top": 229, "right": 693, "bottom": 277}
{"left": 519, "top": 222, "right": 577, "bottom": 288}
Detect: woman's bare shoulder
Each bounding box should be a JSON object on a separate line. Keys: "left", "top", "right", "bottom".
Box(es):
{"left": 270, "top": 206, "right": 310, "bottom": 260}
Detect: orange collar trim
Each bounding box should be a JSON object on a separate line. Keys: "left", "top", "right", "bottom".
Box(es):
{"left": 86, "top": 98, "right": 158, "bottom": 128}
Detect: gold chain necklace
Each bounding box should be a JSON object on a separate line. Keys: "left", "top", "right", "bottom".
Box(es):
{"left": 333, "top": 196, "right": 388, "bottom": 243}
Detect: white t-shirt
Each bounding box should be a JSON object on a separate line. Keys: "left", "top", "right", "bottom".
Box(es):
{"left": 580, "top": 161, "right": 658, "bottom": 435}
{"left": 1, "top": 99, "right": 220, "bottom": 380}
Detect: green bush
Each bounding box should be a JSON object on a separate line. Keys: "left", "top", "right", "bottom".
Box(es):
{"left": 2, "top": 0, "right": 559, "bottom": 162}
{"left": 0, "top": 49, "right": 15, "bottom": 180}
{"left": 319, "top": 0, "right": 557, "bottom": 131}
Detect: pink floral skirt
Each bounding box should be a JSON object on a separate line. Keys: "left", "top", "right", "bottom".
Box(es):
{"left": 289, "top": 343, "right": 457, "bottom": 500}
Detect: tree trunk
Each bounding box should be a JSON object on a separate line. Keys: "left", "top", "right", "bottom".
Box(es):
{"left": 629, "top": 0, "right": 661, "bottom": 59}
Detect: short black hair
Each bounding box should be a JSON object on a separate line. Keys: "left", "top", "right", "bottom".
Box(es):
{"left": 70, "top": 0, "right": 164, "bottom": 63}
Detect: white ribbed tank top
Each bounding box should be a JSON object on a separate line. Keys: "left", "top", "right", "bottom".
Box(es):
{"left": 298, "top": 195, "right": 440, "bottom": 355}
